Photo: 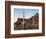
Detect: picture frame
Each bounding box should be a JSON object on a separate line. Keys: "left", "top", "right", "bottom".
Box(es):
{"left": 5, "top": 1, "right": 45, "bottom": 38}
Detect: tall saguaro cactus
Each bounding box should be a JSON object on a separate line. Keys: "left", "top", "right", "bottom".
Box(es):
{"left": 22, "top": 10, "right": 25, "bottom": 29}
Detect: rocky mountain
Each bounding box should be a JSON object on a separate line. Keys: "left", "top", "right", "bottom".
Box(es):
{"left": 14, "top": 13, "right": 39, "bottom": 30}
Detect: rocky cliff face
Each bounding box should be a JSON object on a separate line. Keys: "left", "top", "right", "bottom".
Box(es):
{"left": 14, "top": 13, "right": 39, "bottom": 30}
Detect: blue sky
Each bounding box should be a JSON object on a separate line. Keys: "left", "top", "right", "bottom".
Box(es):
{"left": 14, "top": 8, "right": 39, "bottom": 22}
